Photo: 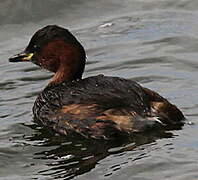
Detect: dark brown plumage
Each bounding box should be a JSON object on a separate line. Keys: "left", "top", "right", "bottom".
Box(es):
{"left": 9, "top": 25, "right": 185, "bottom": 140}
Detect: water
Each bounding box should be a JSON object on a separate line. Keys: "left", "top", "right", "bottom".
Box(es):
{"left": 0, "top": 0, "right": 198, "bottom": 179}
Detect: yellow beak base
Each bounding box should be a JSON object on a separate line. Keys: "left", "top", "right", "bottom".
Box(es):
{"left": 9, "top": 52, "right": 34, "bottom": 62}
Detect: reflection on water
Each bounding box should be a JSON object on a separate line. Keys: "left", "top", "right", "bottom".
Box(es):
{"left": 0, "top": 0, "right": 198, "bottom": 179}
{"left": 20, "top": 123, "right": 174, "bottom": 179}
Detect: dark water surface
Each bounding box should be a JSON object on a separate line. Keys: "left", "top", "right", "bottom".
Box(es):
{"left": 0, "top": 0, "right": 198, "bottom": 179}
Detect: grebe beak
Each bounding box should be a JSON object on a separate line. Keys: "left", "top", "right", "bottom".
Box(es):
{"left": 9, "top": 52, "right": 34, "bottom": 62}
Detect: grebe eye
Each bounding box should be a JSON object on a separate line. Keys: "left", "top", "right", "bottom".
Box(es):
{"left": 33, "top": 44, "right": 40, "bottom": 51}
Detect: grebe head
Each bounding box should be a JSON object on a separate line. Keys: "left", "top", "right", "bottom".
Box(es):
{"left": 9, "top": 25, "right": 86, "bottom": 83}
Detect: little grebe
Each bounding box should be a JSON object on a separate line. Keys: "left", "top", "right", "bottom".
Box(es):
{"left": 9, "top": 25, "right": 184, "bottom": 140}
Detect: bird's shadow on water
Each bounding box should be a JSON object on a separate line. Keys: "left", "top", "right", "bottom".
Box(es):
{"left": 24, "top": 123, "right": 178, "bottom": 179}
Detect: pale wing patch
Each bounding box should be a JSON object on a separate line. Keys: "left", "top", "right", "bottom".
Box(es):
{"left": 59, "top": 104, "right": 98, "bottom": 119}
{"left": 150, "top": 102, "right": 168, "bottom": 112}
{"left": 96, "top": 109, "right": 136, "bottom": 132}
